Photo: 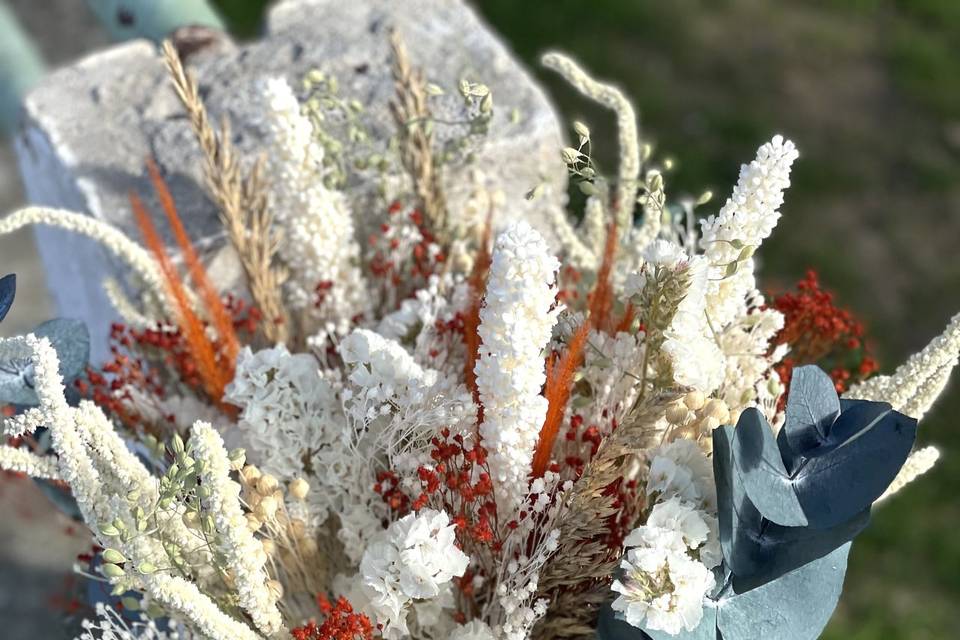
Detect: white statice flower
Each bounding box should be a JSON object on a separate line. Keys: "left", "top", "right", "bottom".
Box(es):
{"left": 611, "top": 545, "right": 715, "bottom": 635}
{"left": 260, "top": 76, "right": 368, "bottom": 333}
{"left": 475, "top": 221, "right": 562, "bottom": 516}
{"left": 646, "top": 439, "right": 716, "bottom": 512}
{"left": 657, "top": 255, "right": 725, "bottom": 394}
{"left": 341, "top": 329, "right": 439, "bottom": 415}
{"left": 359, "top": 509, "right": 469, "bottom": 638}
{"left": 450, "top": 620, "right": 497, "bottom": 640}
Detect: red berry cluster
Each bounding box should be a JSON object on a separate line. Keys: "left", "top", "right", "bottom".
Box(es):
{"left": 222, "top": 293, "right": 265, "bottom": 338}
{"left": 368, "top": 201, "right": 446, "bottom": 290}
{"left": 75, "top": 323, "right": 169, "bottom": 429}
{"left": 77, "top": 295, "right": 258, "bottom": 431}
{"left": 291, "top": 595, "right": 373, "bottom": 640}
{"left": 769, "top": 270, "right": 879, "bottom": 397}
{"left": 376, "top": 428, "right": 501, "bottom": 550}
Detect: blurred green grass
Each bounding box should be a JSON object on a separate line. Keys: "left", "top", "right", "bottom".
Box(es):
{"left": 228, "top": 1, "right": 960, "bottom": 637}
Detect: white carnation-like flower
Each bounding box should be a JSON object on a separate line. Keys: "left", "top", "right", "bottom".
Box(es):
{"left": 359, "top": 509, "right": 469, "bottom": 638}
{"left": 612, "top": 545, "right": 715, "bottom": 635}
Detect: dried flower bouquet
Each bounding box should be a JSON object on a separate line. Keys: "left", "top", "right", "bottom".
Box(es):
{"left": 0, "top": 34, "right": 955, "bottom": 640}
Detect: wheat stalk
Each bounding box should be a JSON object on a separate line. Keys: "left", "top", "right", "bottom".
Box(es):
{"left": 161, "top": 40, "right": 289, "bottom": 346}
{"left": 533, "top": 393, "right": 674, "bottom": 639}
{"left": 389, "top": 29, "right": 449, "bottom": 244}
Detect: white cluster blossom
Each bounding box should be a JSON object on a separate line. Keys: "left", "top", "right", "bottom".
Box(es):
{"left": 475, "top": 221, "right": 561, "bottom": 517}
{"left": 611, "top": 541, "right": 715, "bottom": 635}
{"left": 449, "top": 620, "right": 497, "bottom": 640}
{"left": 227, "top": 344, "right": 344, "bottom": 523}
{"left": 260, "top": 76, "right": 368, "bottom": 333}
{"left": 641, "top": 241, "right": 726, "bottom": 394}
{"left": 358, "top": 509, "right": 469, "bottom": 638}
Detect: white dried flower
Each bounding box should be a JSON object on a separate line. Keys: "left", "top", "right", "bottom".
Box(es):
{"left": 359, "top": 509, "right": 469, "bottom": 639}
{"left": 879, "top": 446, "right": 941, "bottom": 502}
{"left": 260, "top": 76, "right": 369, "bottom": 332}
{"left": 190, "top": 422, "right": 285, "bottom": 635}
{"left": 611, "top": 545, "right": 715, "bottom": 635}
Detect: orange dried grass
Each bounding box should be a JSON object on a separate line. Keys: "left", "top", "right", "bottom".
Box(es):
{"left": 531, "top": 222, "right": 620, "bottom": 477}
{"left": 532, "top": 319, "right": 591, "bottom": 478}
{"left": 587, "top": 222, "right": 618, "bottom": 334}
{"left": 146, "top": 158, "right": 239, "bottom": 366}
{"left": 463, "top": 220, "right": 493, "bottom": 403}
{"left": 131, "top": 164, "right": 239, "bottom": 411}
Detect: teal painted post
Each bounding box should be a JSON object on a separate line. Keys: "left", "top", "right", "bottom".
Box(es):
{"left": 85, "top": 0, "right": 225, "bottom": 42}
{"left": 0, "top": 2, "right": 47, "bottom": 136}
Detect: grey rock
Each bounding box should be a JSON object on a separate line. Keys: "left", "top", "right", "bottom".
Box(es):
{"left": 14, "top": 0, "right": 568, "bottom": 362}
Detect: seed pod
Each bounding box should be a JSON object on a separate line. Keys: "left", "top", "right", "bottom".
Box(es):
{"left": 289, "top": 478, "right": 310, "bottom": 501}
{"left": 684, "top": 390, "right": 706, "bottom": 411}
{"left": 103, "top": 548, "right": 126, "bottom": 564}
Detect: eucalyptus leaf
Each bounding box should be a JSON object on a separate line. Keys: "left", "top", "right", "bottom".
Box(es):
{"left": 731, "top": 400, "right": 915, "bottom": 530}
{"left": 716, "top": 543, "right": 851, "bottom": 640}
{"left": 595, "top": 544, "right": 850, "bottom": 640}
{"left": 782, "top": 366, "right": 840, "bottom": 455}
{"left": 0, "top": 273, "right": 14, "bottom": 323}
{"left": 731, "top": 409, "right": 808, "bottom": 527}
{"left": 716, "top": 424, "right": 868, "bottom": 585}
{"left": 0, "top": 318, "right": 90, "bottom": 406}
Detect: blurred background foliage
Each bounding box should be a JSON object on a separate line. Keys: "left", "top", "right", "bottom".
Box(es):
{"left": 3, "top": 0, "right": 959, "bottom": 638}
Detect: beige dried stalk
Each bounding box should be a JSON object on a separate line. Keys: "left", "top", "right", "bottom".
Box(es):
{"left": 533, "top": 394, "right": 675, "bottom": 640}
{"left": 161, "top": 40, "right": 289, "bottom": 345}
{"left": 389, "top": 29, "right": 449, "bottom": 244}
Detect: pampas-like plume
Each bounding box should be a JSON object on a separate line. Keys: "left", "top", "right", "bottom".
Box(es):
{"left": 0, "top": 207, "right": 174, "bottom": 321}
{"left": 542, "top": 52, "right": 656, "bottom": 249}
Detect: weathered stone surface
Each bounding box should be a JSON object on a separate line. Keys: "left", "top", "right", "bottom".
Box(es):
{"left": 14, "top": 0, "right": 568, "bottom": 362}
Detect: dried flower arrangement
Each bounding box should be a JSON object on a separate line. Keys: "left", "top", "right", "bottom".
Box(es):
{"left": 0, "top": 33, "right": 956, "bottom": 640}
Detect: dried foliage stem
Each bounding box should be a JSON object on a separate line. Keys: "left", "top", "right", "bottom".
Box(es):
{"left": 161, "top": 39, "right": 289, "bottom": 345}
{"left": 389, "top": 29, "right": 449, "bottom": 244}
{"left": 542, "top": 52, "right": 660, "bottom": 249}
